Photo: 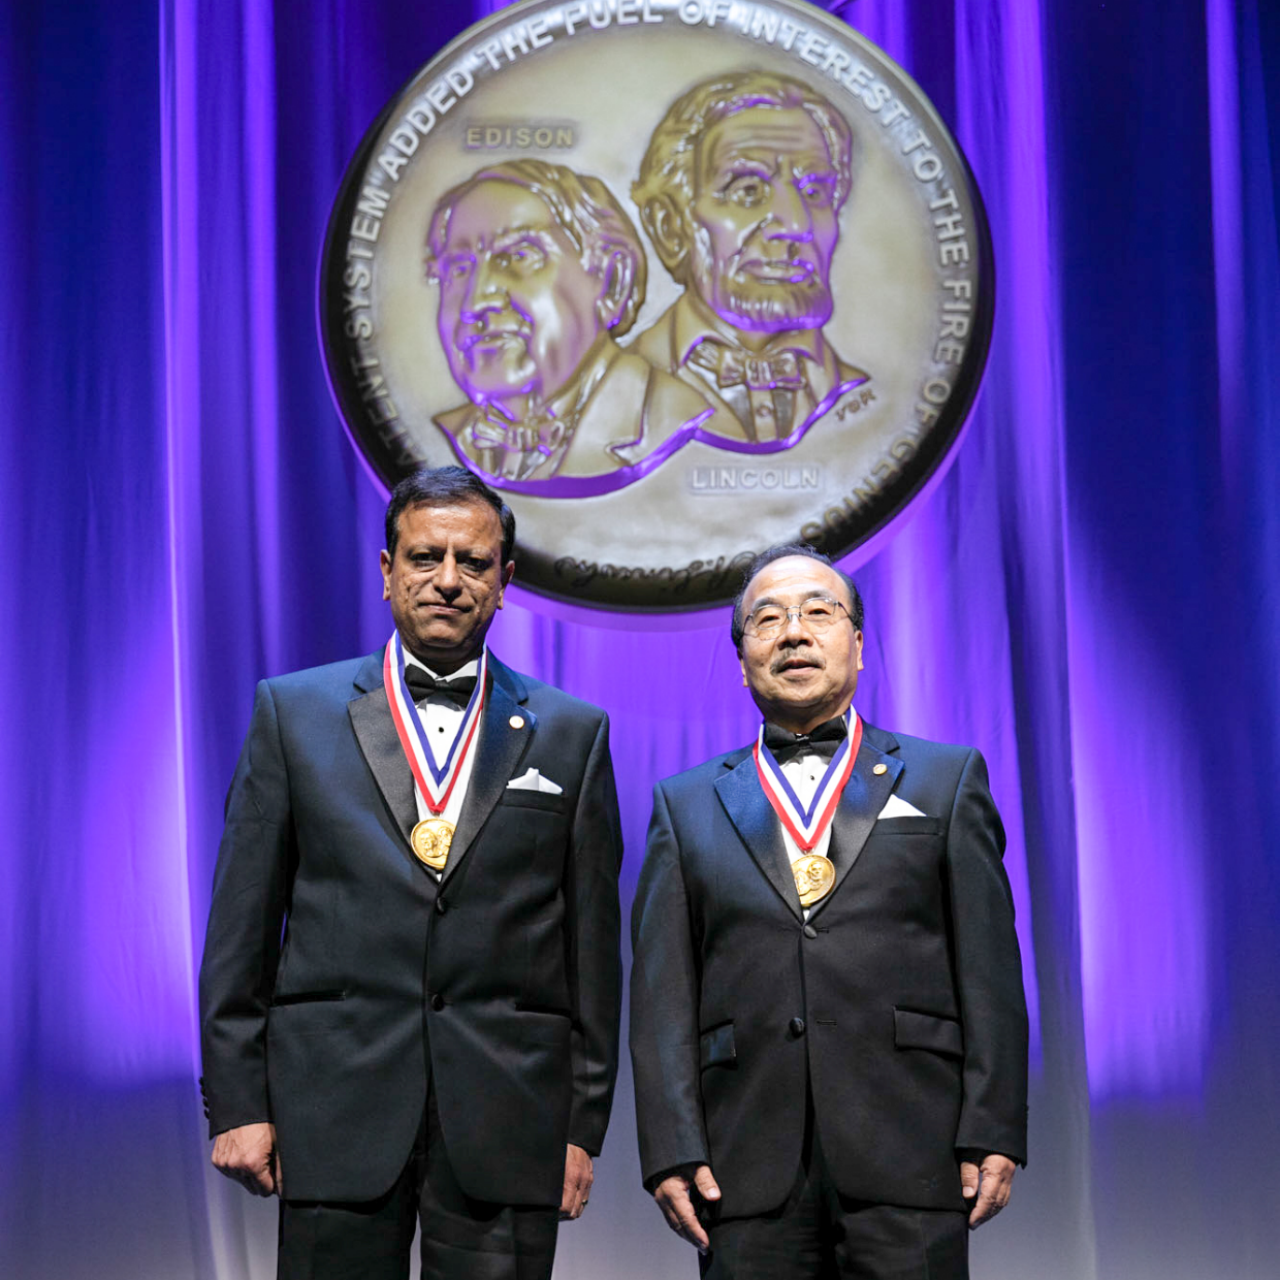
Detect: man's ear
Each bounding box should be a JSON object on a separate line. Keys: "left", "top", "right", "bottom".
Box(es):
{"left": 596, "top": 250, "right": 635, "bottom": 330}
{"left": 640, "top": 194, "right": 689, "bottom": 277}
{"left": 380, "top": 549, "right": 392, "bottom": 601}
{"left": 496, "top": 559, "right": 516, "bottom": 608}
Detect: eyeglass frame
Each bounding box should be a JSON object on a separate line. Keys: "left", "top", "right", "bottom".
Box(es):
{"left": 741, "top": 594, "right": 853, "bottom": 642}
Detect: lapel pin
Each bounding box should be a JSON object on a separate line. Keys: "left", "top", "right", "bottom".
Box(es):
{"left": 509, "top": 715, "right": 525, "bottom": 729}
{"left": 873, "top": 763, "right": 888, "bottom": 775}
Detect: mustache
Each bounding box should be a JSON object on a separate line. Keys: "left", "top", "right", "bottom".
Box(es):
{"left": 736, "top": 247, "right": 819, "bottom": 283}
{"left": 689, "top": 228, "right": 833, "bottom": 333}
{"left": 771, "top": 652, "right": 821, "bottom": 674}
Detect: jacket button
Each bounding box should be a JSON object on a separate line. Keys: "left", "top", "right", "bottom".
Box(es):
{"left": 435, "top": 897, "right": 447, "bottom": 915}
{"left": 430, "top": 994, "right": 445, "bottom": 1011}
{"left": 789, "top": 1017, "right": 806, "bottom": 1037}
{"left": 803, "top": 924, "right": 818, "bottom": 939}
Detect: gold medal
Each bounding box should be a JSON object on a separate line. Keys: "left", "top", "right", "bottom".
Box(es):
{"left": 793, "top": 854, "right": 836, "bottom": 908}
{"left": 410, "top": 817, "right": 454, "bottom": 871}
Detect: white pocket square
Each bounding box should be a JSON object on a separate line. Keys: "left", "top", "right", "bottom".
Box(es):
{"left": 878, "top": 794, "right": 927, "bottom": 819}
{"left": 507, "top": 768, "right": 563, "bottom": 796}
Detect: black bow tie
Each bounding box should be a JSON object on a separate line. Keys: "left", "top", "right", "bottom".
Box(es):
{"left": 763, "top": 717, "right": 848, "bottom": 764}
{"left": 404, "top": 665, "right": 478, "bottom": 708}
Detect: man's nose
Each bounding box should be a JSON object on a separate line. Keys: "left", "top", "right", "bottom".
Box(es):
{"left": 765, "top": 179, "right": 813, "bottom": 242}
{"left": 433, "top": 553, "right": 462, "bottom": 594}
{"left": 780, "top": 611, "right": 812, "bottom": 643}
{"left": 460, "top": 256, "right": 505, "bottom": 321}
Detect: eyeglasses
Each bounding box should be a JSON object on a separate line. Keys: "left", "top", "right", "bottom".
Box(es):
{"left": 742, "top": 596, "right": 850, "bottom": 641}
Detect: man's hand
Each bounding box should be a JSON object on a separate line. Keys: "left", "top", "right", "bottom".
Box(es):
{"left": 652, "top": 1163, "right": 721, "bottom": 1253}
{"left": 960, "top": 1153, "right": 1016, "bottom": 1228}
{"left": 560, "top": 1144, "right": 593, "bottom": 1220}
{"left": 211, "top": 1122, "right": 281, "bottom": 1198}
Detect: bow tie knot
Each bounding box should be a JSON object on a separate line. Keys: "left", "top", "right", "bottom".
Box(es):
{"left": 404, "top": 666, "right": 478, "bottom": 708}
{"left": 469, "top": 414, "right": 566, "bottom": 456}
{"left": 469, "top": 409, "right": 567, "bottom": 480}
{"left": 763, "top": 717, "right": 848, "bottom": 764}
{"left": 693, "top": 343, "right": 809, "bottom": 392}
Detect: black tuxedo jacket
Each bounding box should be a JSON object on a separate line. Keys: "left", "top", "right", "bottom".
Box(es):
{"left": 630, "top": 722, "right": 1027, "bottom": 1217}
{"left": 198, "top": 650, "right": 623, "bottom": 1205}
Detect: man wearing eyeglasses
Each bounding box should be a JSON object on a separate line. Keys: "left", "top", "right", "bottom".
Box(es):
{"left": 629, "top": 545, "right": 1028, "bottom": 1280}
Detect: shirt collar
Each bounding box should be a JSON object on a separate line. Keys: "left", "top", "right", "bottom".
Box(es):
{"left": 763, "top": 705, "right": 857, "bottom": 753}
{"left": 400, "top": 643, "right": 483, "bottom": 682}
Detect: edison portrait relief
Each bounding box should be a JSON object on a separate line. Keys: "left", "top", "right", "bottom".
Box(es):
{"left": 630, "top": 71, "right": 871, "bottom": 447}
{"left": 426, "top": 159, "right": 710, "bottom": 487}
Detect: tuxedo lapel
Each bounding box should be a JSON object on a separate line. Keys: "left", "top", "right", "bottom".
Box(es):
{"left": 810, "top": 724, "right": 902, "bottom": 919}
{"left": 346, "top": 648, "right": 535, "bottom": 885}
{"left": 440, "top": 658, "right": 533, "bottom": 889}
{"left": 715, "top": 753, "right": 803, "bottom": 920}
{"left": 348, "top": 651, "right": 419, "bottom": 852}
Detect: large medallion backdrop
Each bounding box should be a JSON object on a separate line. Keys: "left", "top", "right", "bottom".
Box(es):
{"left": 2, "top": 2, "right": 1279, "bottom": 1279}
{"left": 320, "top": 0, "right": 993, "bottom": 610}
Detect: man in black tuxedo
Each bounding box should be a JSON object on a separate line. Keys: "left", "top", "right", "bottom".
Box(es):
{"left": 630, "top": 546, "right": 1027, "bottom": 1279}
{"left": 199, "top": 467, "right": 623, "bottom": 1280}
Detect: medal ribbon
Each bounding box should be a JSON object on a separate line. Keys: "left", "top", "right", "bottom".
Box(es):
{"left": 383, "top": 633, "right": 487, "bottom": 814}
{"left": 753, "top": 712, "right": 863, "bottom": 852}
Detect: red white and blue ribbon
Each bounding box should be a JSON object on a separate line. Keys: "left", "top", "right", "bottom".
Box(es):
{"left": 753, "top": 711, "right": 862, "bottom": 852}
{"left": 383, "top": 632, "right": 487, "bottom": 814}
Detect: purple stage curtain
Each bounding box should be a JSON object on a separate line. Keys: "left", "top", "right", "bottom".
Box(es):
{"left": 2, "top": 1, "right": 1277, "bottom": 1277}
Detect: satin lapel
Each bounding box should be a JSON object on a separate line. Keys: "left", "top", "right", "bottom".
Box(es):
{"left": 809, "top": 727, "right": 902, "bottom": 919}
{"left": 440, "top": 667, "right": 533, "bottom": 889}
{"left": 349, "top": 680, "right": 418, "bottom": 851}
{"left": 715, "top": 753, "right": 803, "bottom": 921}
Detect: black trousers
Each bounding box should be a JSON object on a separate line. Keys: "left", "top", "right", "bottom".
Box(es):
{"left": 277, "top": 1088, "right": 559, "bottom": 1280}
{"left": 700, "top": 1104, "right": 968, "bottom": 1280}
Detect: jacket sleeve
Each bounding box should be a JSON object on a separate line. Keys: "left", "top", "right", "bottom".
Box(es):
{"left": 629, "top": 781, "right": 711, "bottom": 1185}
{"left": 197, "top": 679, "right": 294, "bottom": 1137}
{"left": 564, "top": 712, "right": 624, "bottom": 1155}
{"left": 946, "top": 747, "right": 1029, "bottom": 1165}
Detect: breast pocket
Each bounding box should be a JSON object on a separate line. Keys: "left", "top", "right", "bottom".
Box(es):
{"left": 489, "top": 791, "right": 571, "bottom": 872}
{"left": 875, "top": 817, "right": 945, "bottom": 836}
{"left": 498, "top": 789, "right": 567, "bottom": 814}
